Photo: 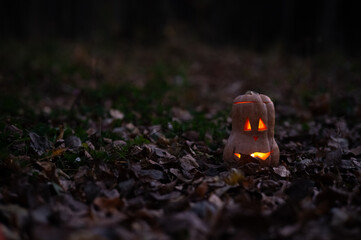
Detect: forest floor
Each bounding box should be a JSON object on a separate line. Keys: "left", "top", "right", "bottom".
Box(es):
{"left": 1, "top": 40, "right": 361, "bottom": 240}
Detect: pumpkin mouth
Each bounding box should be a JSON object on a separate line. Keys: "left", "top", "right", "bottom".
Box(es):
{"left": 234, "top": 151, "right": 271, "bottom": 161}
{"left": 250, "top": 151, "right": 271, "bottom": 160}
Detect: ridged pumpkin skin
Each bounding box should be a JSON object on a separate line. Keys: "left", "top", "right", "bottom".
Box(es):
{"left": 223, "top": 91, "right": 279, "bottom": 167}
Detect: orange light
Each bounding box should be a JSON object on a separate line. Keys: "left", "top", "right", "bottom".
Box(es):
{"left": 233, "top": 101, "right": 271, "bottom": 104}
{"left": 258, "top": 118, "right": 267, "bottom": 131}
{"left": 244, "top": 118, "right": 252, "bottom": 131}
{"left": 234, "top": 153, "right": 241, "bottom": 158}
{"left": 250, "top": 151, "right": 271, "bottom": 160}
{"left": 234, "top": 101, "right": 256, "bottom": 104}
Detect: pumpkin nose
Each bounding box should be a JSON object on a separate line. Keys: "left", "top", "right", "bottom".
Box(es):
{"left": 253, "top": 136, "right": 259, "bottom": 141}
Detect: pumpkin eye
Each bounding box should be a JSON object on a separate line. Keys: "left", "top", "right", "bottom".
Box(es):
{"left": 258, "top": 118, "right": 267, "bottom": 131}
{"left": 244, "top": 118, "right": 252, "bottom": 131}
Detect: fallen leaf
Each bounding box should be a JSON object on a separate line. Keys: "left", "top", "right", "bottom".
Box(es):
{"left": 150, "top": 191, "right": 181, "bottom": 201}
{"left": 139, "top": 169, "right": 165, "bottom": 180}
{"left": 39, "top": 147, "right": 67, "bottom": 160}
{"left": 179, "top": 154, "right": 199, "bottom": 172}
{"left": 208, "top": 193, "right": 223, "bottom": 209}
{"left": 169, "top": 168, "right": 193, "bottom": 183}
{"left": 349, "top": 146, "right": 361, "bottom": 156}
{"left": 224, "top": 168, "right": 244, "bottom": 185}
{"left": 93, "top": 196, "right": 124, "bottom": 212}
{"left": 29, "top": 132, "right": 52, "bottom": 156}
{"left": 194, "top": 181, "right": 208, "bottom": 198}
{"left": 109, "top": 109, "right": 124, "bottom": 120}
{"left": 65, "top": 136, "right": 82, "bottom": 152}
{"left": 273, "top": 165, "right": 290, "bottom": 177}
{"left": 171, "top": 107, "right": 193, "bottom": 121}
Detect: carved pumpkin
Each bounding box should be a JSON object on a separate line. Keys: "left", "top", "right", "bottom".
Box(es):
{"left": 223, "top": 91, "right": 279, "bottom": 166}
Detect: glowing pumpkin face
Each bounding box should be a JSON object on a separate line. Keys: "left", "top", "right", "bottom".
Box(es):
{"left": 223, "top": 91, "right": 279, "bottom": 166}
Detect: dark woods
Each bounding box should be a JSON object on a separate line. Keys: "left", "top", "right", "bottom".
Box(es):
{"left": 1, "top": 0, "right": 360, "bottom": 55}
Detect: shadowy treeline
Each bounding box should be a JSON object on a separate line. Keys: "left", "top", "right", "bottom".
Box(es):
{"left": 1, "top": 0, "right": 360, "bottom": 55}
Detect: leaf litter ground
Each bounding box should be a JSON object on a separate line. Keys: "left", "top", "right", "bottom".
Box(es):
{"left": 1, "top": 42, "right": 361, "bottom": 240}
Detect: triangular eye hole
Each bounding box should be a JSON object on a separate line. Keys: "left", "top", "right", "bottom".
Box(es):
{"left": 244, "top": 118, "right": 252, "bottom": 131}
{"left": 258, "top": 118, "right": 267, "bottom": 131}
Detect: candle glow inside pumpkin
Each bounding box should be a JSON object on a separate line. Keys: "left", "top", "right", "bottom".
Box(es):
{"left": 223, "top": 91, "right": 280, "bottom": 166}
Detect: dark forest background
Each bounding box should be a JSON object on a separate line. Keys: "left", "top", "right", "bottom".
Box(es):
{"left": 1, "top": 0, "right": 360, "bottom": 55}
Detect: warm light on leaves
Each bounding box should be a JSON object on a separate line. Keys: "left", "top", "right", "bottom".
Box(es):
{"left": 224, "top": 168, "right": 245, "bottom": 185}
{"left": 250, "top": 151, "right": 271, "bottom": 160}
{"left": 234, "top": 153, "right": 241, "bottom": 158}
{"left": 39, "top": 147, "right": 68, "bottom": 160}
{"left": 244, "top": 118, "right": 252, "bottom": 131}
{"left": 258, "top": 118, "right": 267, "bottom": 131}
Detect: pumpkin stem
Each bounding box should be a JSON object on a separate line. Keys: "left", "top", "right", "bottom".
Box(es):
{"left": 245, "top": 90, "right": 259, "bottom": 95}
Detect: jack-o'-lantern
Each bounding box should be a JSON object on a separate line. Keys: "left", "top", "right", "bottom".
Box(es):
{"left": 223, "top": 91, "right": 279, "bottom": 166}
